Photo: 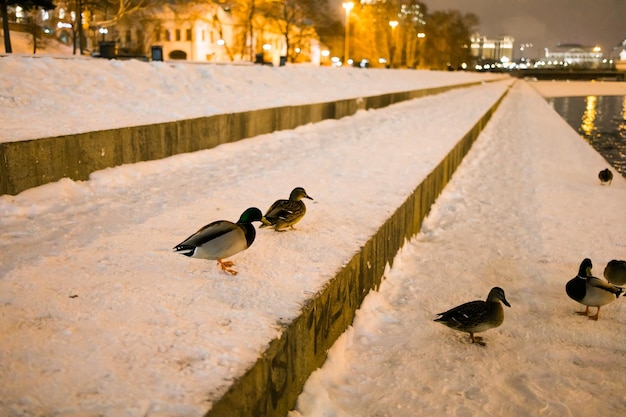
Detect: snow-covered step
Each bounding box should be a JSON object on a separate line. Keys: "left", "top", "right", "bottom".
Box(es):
{"left": 206, "top": 81, "right": 512, "bottom": 417}
{"left": 0, "top": 78, "right": 513, "bottom": 417}
{"left": 0, "top": 76, "right": 505, "bottom": 196}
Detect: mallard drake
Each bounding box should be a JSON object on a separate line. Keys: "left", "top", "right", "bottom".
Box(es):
{"left": 434, "top": 287, "right": 510, "bottom": 346}
{"left": 604, "top": 259, "right": 626, "bottom": 286}
{"left": 565, "top": 258, "right": 623, "bottom": 320}
{"left": 173, "top": 207, "right": 263, "bottom": 275}
{"left": 260, "top": 187, "right": 313, "bottom": 231}
{"left": 598, "top": 168, "right": 613, "bottom": 185}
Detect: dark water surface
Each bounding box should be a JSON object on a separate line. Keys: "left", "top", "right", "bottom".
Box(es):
{"left": 547, "top": 95, "right": 626, "bottom": 177}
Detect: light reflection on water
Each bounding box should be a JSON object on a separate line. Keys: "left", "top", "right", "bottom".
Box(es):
{"left": 547, "top": 95, "right": 626, "bottom": 177}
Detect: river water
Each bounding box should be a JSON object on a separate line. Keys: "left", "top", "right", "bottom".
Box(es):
{"left": 547, "top": 95, "right": 626, "bottom": 177}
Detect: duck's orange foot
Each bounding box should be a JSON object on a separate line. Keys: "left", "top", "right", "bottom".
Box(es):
{"left": 470, "top": 334, "right": 486, "bottom": 346}
{"left": 576, "top": 306, "right": 590, "bottom": 316}
{"left": 217, "top": 259, "right": 237, "bottom": 275}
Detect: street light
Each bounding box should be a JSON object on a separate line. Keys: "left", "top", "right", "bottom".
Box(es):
{"left": 416, "top": 32, "right": 426, "bottom": 68}
{"left": 342, "top": 2, "right": 354, "bottom": 65}
{"left": 389, "top": 20, "right": 398, "bottom": 67}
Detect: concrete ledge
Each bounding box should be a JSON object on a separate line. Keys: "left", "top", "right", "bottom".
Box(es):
{"left": 204, "top": 87, "right": 510, "bottom": 417}
{"left": 0, "top": 82, "right": 488, "bottom": 196}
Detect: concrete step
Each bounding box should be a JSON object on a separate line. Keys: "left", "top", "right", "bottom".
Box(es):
{"left": 1, "top": 80, "right": 503, "bottom": 196}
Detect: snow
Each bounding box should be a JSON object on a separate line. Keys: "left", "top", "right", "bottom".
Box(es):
{"left": 0, "top": 29, "right": 73, "bottom": 56}
{"left": 529, "top": 80, "right": 626, "bottom": 97}
{"left": 290, "top": 81, "right": 626, "bottom": 417}
{"left": 0, "top": 52, "right": 503, "bottom": 143}
{"left": 1, "top": 51, "right": 626, "bottom": 417}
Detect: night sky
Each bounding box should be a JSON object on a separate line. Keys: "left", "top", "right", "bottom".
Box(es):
{"left": 332, "top": 0, "right": 626, "bottom": 60}
{"left": 422, "top": 0, "right": 625, "bottom": 59}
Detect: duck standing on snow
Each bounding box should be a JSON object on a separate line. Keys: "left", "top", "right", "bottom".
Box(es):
{"left": 604, "top": 259, "right": 626, "bottom": 286}
{"left": 173, "top": 207, "right": 263, "bottom": 275}
{"left": 565, "top": 258, "right": 623, "bottom": 320}
{"left": 434, "top": 287, "right": 511, "bottom": 346}
{"left": 598, "top": 168, "right": 613, "bottom": 185}
{"left": 260, "top": 187, "right": 313, "bottom": 231}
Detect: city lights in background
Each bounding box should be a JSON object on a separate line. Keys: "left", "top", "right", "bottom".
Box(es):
{"left": 6, "top": 0, "right": 619, "bottom": 71}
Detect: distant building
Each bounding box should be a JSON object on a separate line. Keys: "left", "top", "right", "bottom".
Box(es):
{"left": 2, "top": 1, "right": 321, "bottom": 65}
{"left": 113, "top": 2, "right": 320, "bottom": 64}
{"left": 612, "top": 38, "right": 626, "bottom": 71}
{"left": 113, "top": 2, "right": 239, "bottom": 62}
{"left": 543, "top": 43, "right": 603, "bottom": 68}
{"left": 470, "top": 34, "right": 514, "bottom": 63}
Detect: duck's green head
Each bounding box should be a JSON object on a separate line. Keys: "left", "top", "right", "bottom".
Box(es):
{"left": 239, "top": 207, "right": 263, "bottom": 223}
{"left": 578, "top": 258, "right": 593, "bottom": 278}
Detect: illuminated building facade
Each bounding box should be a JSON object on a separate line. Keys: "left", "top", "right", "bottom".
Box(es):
{"left": 611, "top": 38, "right": 626, "bottom": 71}
{"left": 543, "top": 43, "right": 603, "bottom": 68}
{"left": 470, "top": 34, "right": 514, "bottom": 63}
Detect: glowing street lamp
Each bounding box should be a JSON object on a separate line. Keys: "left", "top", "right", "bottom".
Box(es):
{"left": 342, "top": 2, "right": 354, "bottom": 65}
{"left": 389, "top": 20, "right": 398, "bottom": 67}
{"left": 415, "top": 32, "right": 426, "bottom": 68}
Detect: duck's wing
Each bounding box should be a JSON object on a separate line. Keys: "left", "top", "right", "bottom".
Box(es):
{"left": 435, "top": 301, "right": 486, "bottom": 326}
{"left": 587, "top": 276, "right": 623, "bottom": 295}
{"left": 264, "top": 200, "right": 303, "bottom": 221}
{"left": 604, "top": 261, "right": 626, "bottom": 286}
{"left": 174, "top": 220, "right": 235, "bottom": 249}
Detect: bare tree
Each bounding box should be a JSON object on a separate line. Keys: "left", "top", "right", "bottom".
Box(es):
{"left": 1, "top": 0, "right": 55, "bottom": 53}
{"left": 422, "top": 10, "right": 477, "bottom": 70}
{"left": 74, "top": 0, "right": 167, "bottom": 55}
{"left": 94, "top": 0, "right": 154, "bottom": 27}
{"left": 396, "top": 1, "right": 426, "bottom": 68}
{"left": 258, "top": 0, "right": 317, "bottom": 62}
{"left": 224, "top": 0, "right": 256, "bottom": 61}
{"left": 350, "top": 0, "right": 398, "bottom": 67}
{"left": 226, "top": 0, "right": 329, "bottom": 63}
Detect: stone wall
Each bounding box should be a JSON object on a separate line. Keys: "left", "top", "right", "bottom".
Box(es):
{"left": 0, "top": 82, "right": 484, "bottom": 196}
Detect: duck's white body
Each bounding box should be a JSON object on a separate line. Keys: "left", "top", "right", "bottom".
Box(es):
{"left": 182, "top": 221, "right": 249, "bottom": 260}
{"left": 174, "top": 207, "right": 263, "bottom": 274}
{"left": 566, "top": 258, "right": 623, "bottom": 320}
{"left": 577, "top": 277, "right": 620, "bottom": 307}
